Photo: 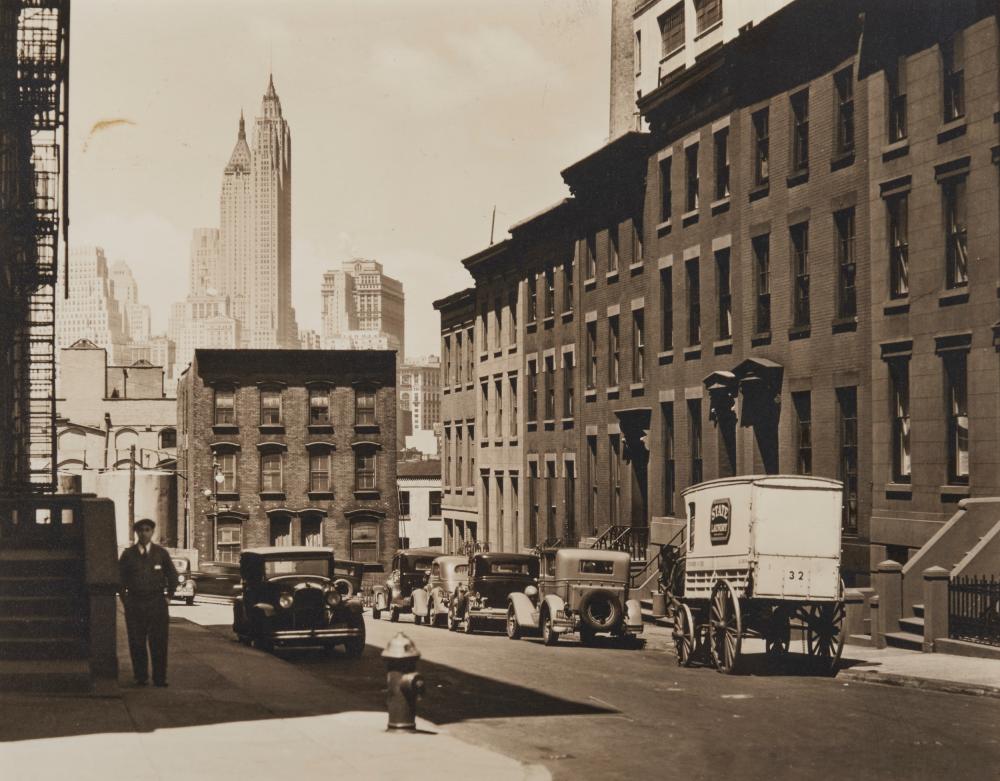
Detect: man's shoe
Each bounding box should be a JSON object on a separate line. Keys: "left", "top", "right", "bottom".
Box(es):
{"left": 153, "top": 681, "right": 168, "bottom": 687}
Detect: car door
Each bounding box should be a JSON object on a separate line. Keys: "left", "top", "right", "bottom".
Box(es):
{"left": 196, "top": 562, "right": 239, "bottom": 596}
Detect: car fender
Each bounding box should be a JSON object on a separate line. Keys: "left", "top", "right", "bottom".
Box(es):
{"left": 508, "top": 591, "right": 539, "bottom": 629}
{"left": 625, "top": 598, "right": 643, "bottom": 629}
{"left": 252, "top": 602, "right": 275, "bottom": 619}
{"left": 374, "top": 588, "right": 388, "bottom": 611}
{"left": 411, "top": 587, "right": 429, "bottom": 617}
{"left": 541, "top": 593, "right": 566, "bottom": 621}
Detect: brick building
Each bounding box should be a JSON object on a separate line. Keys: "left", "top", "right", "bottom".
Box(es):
{"left": 434, "top": 288, "right": 479, "bottom": 552}
{"left": 434, "top": 1, "right": 1000, "bottom": 587}
{"left": 176, "top": 349, "right": 398, "bottom": 571}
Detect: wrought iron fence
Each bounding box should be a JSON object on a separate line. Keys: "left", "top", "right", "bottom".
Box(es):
{"left": 949, "top": 575, "right": 1000, "bottom": 647}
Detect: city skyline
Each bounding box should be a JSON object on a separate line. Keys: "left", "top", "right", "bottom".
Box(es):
{"left": 67, "top": 0, "right": 611, "bottom": 359}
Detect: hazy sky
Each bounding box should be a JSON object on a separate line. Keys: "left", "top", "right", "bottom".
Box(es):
{"left": 68, "top": 0, "right": 611, "bottom": 359}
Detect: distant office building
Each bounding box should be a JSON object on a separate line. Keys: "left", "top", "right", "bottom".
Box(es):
{"left": 320, "top": 269, "right": 357, "bottom": 346}
{"left": 56, "top": 246, "right": 128, "bottom": 365}
{"left": 189, "top": 228, "right": 221, "bottom": 298}
{"left": 167, "top": 294, "right": 240, "bottom": 381}
{"left": 399, "top": 356, "right": 441, "bottom": 457}
{"left": 299, "top": 329, "right": 322, "bottom": 350}
{"left": 108, "top": 260, "right": 151, "bottom": 344}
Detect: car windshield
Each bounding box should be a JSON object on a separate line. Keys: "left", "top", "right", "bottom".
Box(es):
{"left": 264, "top": 558, "right": 329, "bottom": 577}
{"left": 489, "top": 561, "right": 531, "bottom": 575}
{"left": 406, "top": 559, "right": 434, "bottom": 572}
{"left": 453, "top": 564, "right": 468, "bottom": 576}
{"left": 579, "top": 560, "right": 615, "bottom": 575}
{"left": 172, "top": 559, "right": 190, "bottom": 573}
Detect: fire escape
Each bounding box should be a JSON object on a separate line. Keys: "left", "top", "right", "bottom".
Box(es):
{"left": 12, "top": 0, "right": 69, "bottom": 493}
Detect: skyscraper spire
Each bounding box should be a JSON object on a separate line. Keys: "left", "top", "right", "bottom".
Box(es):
{"left": 238, "top": 109, "right": 245, "bottom": 141}
{"left": 265, "top": 72, "right": 277, "bottom": 99}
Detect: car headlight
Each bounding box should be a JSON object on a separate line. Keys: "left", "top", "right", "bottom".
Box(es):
{"left": 325, "top": 589, "right": 342, "bottom": 607}
{"left": 524, "top": 585, "right": 538, "bottom": 598}
{"left": 177, "top": 575, "right": 186, "bottom": 584}
{"left": 278, "top": 593, "right": 293, "bottom": 609}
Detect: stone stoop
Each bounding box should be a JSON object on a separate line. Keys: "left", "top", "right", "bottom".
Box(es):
{"left": 885, "top": 603, "right": 924, "bottom": 651}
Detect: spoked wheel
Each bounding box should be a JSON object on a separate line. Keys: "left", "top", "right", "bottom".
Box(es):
{"left": 673, "top": 603, "right": 696, "bottom": 667}
{"left": 506, "top": 606, "right": 521, "bottom": 640}
{"left": 765, "top": 607, "right": 791, "bottom": 657}
{"left": 801, "top": 602, "right": 846, "bottom": 674}
{"left": 541, "top": 609, "right": 558, "bottom": 646}
{"left": 709, "top": 581, "right": 742, "bottom": 675}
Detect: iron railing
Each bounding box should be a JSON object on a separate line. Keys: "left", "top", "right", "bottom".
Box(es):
{"left": 949, "top": 575, "right": 1000, "bottom": 647}
{"left": 591, "top": 525, "right": 649, "bottom": 562}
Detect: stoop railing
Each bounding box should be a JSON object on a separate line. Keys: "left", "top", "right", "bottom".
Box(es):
{"left": 949, "top": 575, "right": 1000, "bottom": 647}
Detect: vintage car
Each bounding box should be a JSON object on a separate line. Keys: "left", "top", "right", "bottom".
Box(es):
{"left": 170, "top": 557, "right": 196, "bottom": 605}
{"left": 331, "top": 558, "right": 367, "bottom": 598}
{"left": 232, "top": 546, "right": 365, "bottom": 656}
{"left": 450, "top": 552, "right": 539, "bottom": 634}
{"left": 506, "top": 548, "right": 644, "bottom": 646}
{"left": 372, "top": 548, "right": 438, "bottom": 623}
{"left": 415, "top": 555, "right": 468, "bottom": 627}
{"left": 191, "top": 561, "right": 241, "bottom": 597}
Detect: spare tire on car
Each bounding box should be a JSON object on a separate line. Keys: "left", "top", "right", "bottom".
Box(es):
{"left": 578, "top": 589, "right": 623, "bottom": 632}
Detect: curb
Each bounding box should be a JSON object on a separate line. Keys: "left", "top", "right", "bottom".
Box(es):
{"left": 839, "top": 668, "right": 1000, "bottom": 700}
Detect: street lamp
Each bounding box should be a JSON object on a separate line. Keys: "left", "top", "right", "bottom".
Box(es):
{"left": 203, "top": 460, "right": 224, "bottom": 556}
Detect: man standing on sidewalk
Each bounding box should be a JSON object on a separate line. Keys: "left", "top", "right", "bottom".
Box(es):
{"left": 119, "top": 518, "right": 178, "bottom": 687}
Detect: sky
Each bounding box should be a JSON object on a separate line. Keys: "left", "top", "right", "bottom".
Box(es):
{"left": 68, "top": 0, "right": 612, "bottom": 360}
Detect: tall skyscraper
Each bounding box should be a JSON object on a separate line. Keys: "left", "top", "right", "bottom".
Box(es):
{"left": 319, "top": 259, "right": 404, "bottom": 356}
{"left": 189, "top": 228, "right": 221, "bottom": 298}
{"left": 108, "top": 260, "right": 151, "bottom": 344}
{"left": 56, "top": 247, "right": 128, "bottom": 364}
{"left": 320, "top": 269, "right": 357, "bottom": 346}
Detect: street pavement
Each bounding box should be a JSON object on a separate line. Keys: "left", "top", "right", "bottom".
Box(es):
{"left": 180, "top": 600, "right": 1000, "bottom": 781}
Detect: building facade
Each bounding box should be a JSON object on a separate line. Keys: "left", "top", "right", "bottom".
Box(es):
{"left": 397, "top": 459, "right": 443, "bottom": 549}
{"left": 176, "top": 349, "right": 399, "bottom": 572}
{"left": 320, "top": 268, "right": 358, "bottom": 346}
{"left": 399, "top": 356, "right": 442, "bottom": 437}
{"left": 55, "top": 246, "right": 128, "bottom": 365}
{"left": 345, "top": 258, "right": 405, "bottom": 357}
{"left": 434, "top": 288, "right": 479, "bottom": 553}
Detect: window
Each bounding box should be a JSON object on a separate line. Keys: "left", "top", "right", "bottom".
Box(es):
{"left": 686, "top": 259, "right": 701, "bottom": 346}
{"left": 466, "top": 327, "right": 474, "bottom": 380}
{"left": 662, "top": 402, "right": 675, "bottom": 515}
{"left": 214, "top": 387, "right": 235, "bottom": 425}
{"left": 509, "top": 376, "right": 518, "bottom": 437}
{"left": 694, "top": 0, "right": 722, "bottom": 33}
{"left": 660, "top": 267, "right": 673, "bottom": 350}
{"left": 659, "top": 156, "right": 672, "bottom": 223}
{"left": 544, "top": 268, "right": 555, "bottom": 318}
{"left": 309, "top": 451, "right": 331, "bottom": 493}
{"left": 632, "top": 215, "right": 644, "bottom": 266}
{"left": 752, "top": 107, "right": 769, "bottom": 187}
{"left": 451, "top": 333, "right": 459, "bottom": 384}
{"left": 716, "top": 249, "right": 731, "bottom": 340}
{"left": 835, "top": 208, "right": 856, "bottom": 318}
{"left": 216, "top": 519, "right": 242, "bottom": 563}
{"left": 527, "top": 360, "right": 538, "bottom": 421}
{"left": 444, "top": 335, "right": 452, "bottom": 384}
{"left": 217, "top": 452, "right": 238, "bottom": 494}
{"left": 528, "top": 461, "right": 539, "bottom": 547}
{"left": 493, "top": 298, "right": 502, "bottom": 349}
{"left": 309, "top": 387, "right": 330, "bottom": 425}
{"left": 586, "top": 436, "right": 597, "bottom": 534}
{"left": 563, "top": 352, "right": 575, "bottom": 417}
{"left": 159, "top": 428, "right": 176, "bottom": 449}
{"left": 563, "top": 256, "right": 574, "bottom": 312}
{"left": 632, "top": 309, "right": 645, "bottom": 383}
{"left": 887, "top": 194, "right": 909, "bottom": 298}
{"left": 585, "top": 234, "right": 597, "bottom": 279}
{"left": 454, "top": 427, "right": 462, "bottom": 488}
{"left": 511, "top": 477, "right": 519, "bottom": 547}
{"left": 634, "top": 30, "right": 641, "bottom": 75}
{"left": 301, "top": 515, "right": 322, "bottom": 547}
{"left": 260, "top": 452, "right": 283, "bottom": 493}
{"left": 608, "top": 315, "right": 620, "bottom": 386}
{"left": 688, "top": 399, "right": 703, "bottom": 485}
{"left": 790, "top": 89, "right": 809, "bottom": 172}
{"left": 399, "top": 490, "right": 410, "bottom": 518}
{"left": 355, "top": 387, "right": 376, "bottom": 425}
{"left": 790, "top": 222, "right": 810, "bottom": 327}
{"left": 429, "top": 490, "right": 442, "bottom": 517}
{"left": 270, "top": 516, "right": 291, "bottom": 547}
{"left": 834, "top": 66, "right": 854, "bottom": 155}
{"left": 837, "top": 387, "right": 858, "bottom": 534}
{"left": 508, "top": 291, "right": 517, "bottom": 346}
{"left": 942, "top": 34, "right": 965, "bottom": 122}
{"left": 481, "top": 382, "right": 489, "bottom": 435}
{"left": 545, "top": 461, "right": 557, "bottom": 540}
{"left": 586, "top": 321, "right": 598, "bottom": 389}
{"left": 527, "top": 275, "right": 538, "bottom": 322}
{"left": 944, "top": 351, "right": 969, "bottom": 484}
{"left": 714, "top": 128, "right": 729, "bottom": 199}
{"left": 608, "top": 224, "right": 620, "bottom": 273}
{"left": 260, "top": 388, "right": 281, "bottom": 425}
{"left": 792, "top": 391, "right": 812, "bottom": 475}
{"left": 350, "top": 520, "right": 379, "bottom": 562}
{"left": 494, "top": 379, "right": 503, "bottom": 438}
{"left": 943, "top": 177, "right": 968, "bottom": 289}
{"left": 355, "top": 448, "right": 377, "bottom": 490}
{"left": 659, "top": 4, "right": 684, "bottom": 56}
{"left": 685, "top": 143, "right": 699, "bottom": 212}
{"left": 544, "top": 355, "right": 556, "bottom": 420}
{"left": 887, "top": 57, "right": 907, "bottom": 142}
{"left": 609, "top": 435, "right": 621, "bottom": 525}
{"left": 889, "top": 359, "right": 911, "bottom": 483}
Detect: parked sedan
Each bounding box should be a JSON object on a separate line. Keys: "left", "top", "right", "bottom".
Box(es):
{"left": 170, "top": 557, "right": 196, "bottom": 605}
{"left": 191, "top": 561, "right": 241, "bottom": 598}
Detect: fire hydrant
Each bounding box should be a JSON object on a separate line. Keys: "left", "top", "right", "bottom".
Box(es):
{"left": 382, "top": 632, "right": 425, "bottom": 730}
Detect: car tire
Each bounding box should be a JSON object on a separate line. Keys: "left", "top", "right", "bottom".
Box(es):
{"left": 580, "top": 627, "right": 597, "bottom": 646}
{"left": 372, "top": 604, "right": 381, "bottom": 620}
{"left": 414, "top": 614, "right": 423, "bottom": 626}
{"left": 252, "top": 636, "right": 274, "bottom": 654}
{"left": 578, "top": 590, "right": 623, "bottom": 633}
{"left": 186, "top": 596, "right": 195, "bottom": 606}
{"left": 343, "top": 617, "right": 366, "bottom": 659}
{"left": 390, "top": 608, "right": 399, "bottom": 623}
{"left": 448, "top": 606, "right": 459, "bottom": 631}
{"left": 541, "top": 609, "right": 558, "bottom": 646}
{"left": 506, "top": 606, "right": 521, "bottom": 640}
{"left": 463, "top": 614, "right": 474, "bottom": 634}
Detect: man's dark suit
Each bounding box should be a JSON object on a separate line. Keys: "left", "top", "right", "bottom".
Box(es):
{"left": 119, "top": 543, "right": 179, "bottom": 685}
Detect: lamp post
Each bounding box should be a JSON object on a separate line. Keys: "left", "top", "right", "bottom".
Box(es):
{"left": 202, "top": 459, "right": 224, "bottom": 557}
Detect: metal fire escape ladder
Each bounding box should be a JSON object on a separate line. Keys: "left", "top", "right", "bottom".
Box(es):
{"left": 14, "top": 0, "right": 69, "bottom": 493}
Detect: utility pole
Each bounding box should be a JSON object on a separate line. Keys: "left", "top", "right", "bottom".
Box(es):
{"left": 489, "top": 205, "right": 496, "bottom": 246}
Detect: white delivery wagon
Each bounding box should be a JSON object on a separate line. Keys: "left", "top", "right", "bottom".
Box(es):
{"left": 669, "top": 475, "right": 846, "bottom": 674}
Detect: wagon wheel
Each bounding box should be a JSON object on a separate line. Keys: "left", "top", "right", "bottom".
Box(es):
{"left": 673, "top": 602, "right": 696, "bottom": 667}
{"left": 709, "top": 581, "right": 742, "bottom": 675}
{"left": 765, "top": 607, "right": 791, "bottom": 657}
{"left": 801, "top": 602, "right": 846, "bottom": 674}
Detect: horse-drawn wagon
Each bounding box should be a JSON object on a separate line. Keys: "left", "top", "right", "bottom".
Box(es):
{"left": 668, "top": 475, "right": 846, "bottom": 674}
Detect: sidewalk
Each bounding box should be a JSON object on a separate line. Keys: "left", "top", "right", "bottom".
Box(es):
{"left": 642, "top": 617, "right": 1000, "bottom": 697}
{"left": 0, "top": 610, "right": 548, "bottom": 781}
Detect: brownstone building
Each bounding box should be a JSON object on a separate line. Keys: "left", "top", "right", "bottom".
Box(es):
{"left": 176, "top": 349, "right": 398, "bottom": 571}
